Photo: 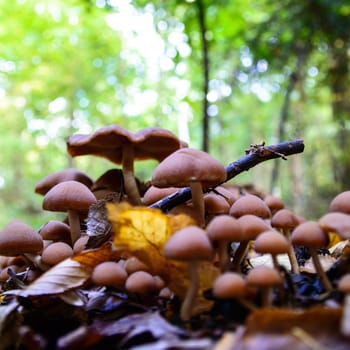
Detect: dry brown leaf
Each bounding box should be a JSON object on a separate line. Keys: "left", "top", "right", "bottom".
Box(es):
{"left": 107, "top": 203, "right": 219, "bottom": 305}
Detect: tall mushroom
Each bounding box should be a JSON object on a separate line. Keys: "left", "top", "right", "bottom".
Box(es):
{"left": 291, "top": 221, "right": 333, "bottom": 292}
{"left": 67, "top": 125, "right": 183, "bottom": 205}
{"left": 152, "top": 148, "right": 227, "bottom": 227}
{"left": 164, "top": 225, "right": 213, "bottom": 321}
{"left": 43, "top": 180, "right": 97, "bottom": 245}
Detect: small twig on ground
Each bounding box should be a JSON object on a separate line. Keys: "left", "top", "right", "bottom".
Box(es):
{"left": 150, "top": 139, "right": 305, "bottom": 212}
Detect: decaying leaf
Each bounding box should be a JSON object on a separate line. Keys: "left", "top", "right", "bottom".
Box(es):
{"left": 11, "top": 243, "right": 119, "bottom": 298}
{"left": 107, "top": 203, "right": 219, "bottom": 307}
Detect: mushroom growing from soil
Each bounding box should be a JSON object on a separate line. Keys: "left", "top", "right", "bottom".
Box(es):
{"left": 42, "top": 180, "right": 97, "bottom": 245}
{"left": 41, "top": 242, "right": 73, "bottom": 266}
{"left": 291, "top": 221, "right": 333, "bottom": 292}
{"left": 67, "top": 125, "right": 182, "bottom": 205}
{"left": 152, "top": 148, "right": 227, "bottom": 227}
{"left": 246, "top": 265, "right": 283, "bottom": 307}
{"left": 253, "top": 229, "right": 290, "bottom": 271}
{"left": 92, "top": 261, "right": 128, "bottom": 289}
{"left": 206, "top": 215, "right": 243, "bottom": 271}
{"left": 271, "top": 209, "right": 300, "bottom": 273}
{"left": 164, "top": 225, "right": 213, "bottom": 321}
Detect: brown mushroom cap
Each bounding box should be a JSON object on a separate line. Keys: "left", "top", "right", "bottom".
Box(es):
{"left": 164, "top": 226, "right": 213, "bottom": 261}
{"left": 204, "top": 193, "right": 230, "bottom": 216}
{"left": 43, "top": 180, "right": 97, "bottom": 213}
{"left": 67, "top": 125, "right": 182, "bottom": 163}
{"left": 264, "top": 195, "right": 285, "bottom": 214}
{"left": 212, "top": 272, "right": 247, "bottom": 299}
{"left": 142, "top": 186, "right": 178, "bottom": 205}
{"left": 291, "top": 221, "right": 329, "bottom": 248}
{"left": 254, "top": 230, "right": 289, "bottom": 255}
{"left": 39, "top": 220, "right": 71, "bottom": 243}
{"left": 271, "top": 209, "right": 299, "bottom": 231}
{"left": 91, "top": 261, "right": 128, "bottom": 288}
{"left": 206, "top": 215, "right": 243, "bottom": 242}
{"left": 41, "top": 242, "right": 73, "bottom": 265}
{"left": 329, "top": 191, "right": 350, "bottom": 214}
{"left": 319, "top": 212, "right": 350, "bottom": 239}
{"left": 246, "top": 265, "right": 283, "bottom": 288}
{"left": 229, "top": 194, "right": 271, "bottom": 219}
{"left": 125, "top": 270, "right": 157, "bottom": 293}
{"left": 237, "top": 214, "right": 271, "bottom": 241}
{"left": 35, "top": 168, "right": 93, "bottom": 195}
{"left": 151, "top": 148, "right": 227, "bottom": 189}
{"left": 0, "top": 220, "right": 43, "bottom": 256}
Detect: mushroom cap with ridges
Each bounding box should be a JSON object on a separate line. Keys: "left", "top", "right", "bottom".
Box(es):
{"left": 43, "top": 180, "right": 97, "bottom": 212}
{"left": 67, "top": 125, "right": 182, "bottom": 163}
{"left": 291, "top": 221, "right": 329, "bottom": 248}
{"left": 246, "top": 265, "right": 283, "bottom": 287}
{"left": 0, "top": 220, "right": 43, "bottom": 256}
{"left": 229, "top": 194, "right": 271, "bottom": 219}
{"left": 254, "top": 230, "right": 289, "bottom": 255}
{"left": 164, "top": 225, "right": 213, "bottom": 261}
{"left": 212, "top": 272, "right": 247, "bottom": 299}
{"left": 151, "top": 148, "right": 227, "bottom": 188}
{"left": 206, "top": 215, "right": 243, "bottom": 242}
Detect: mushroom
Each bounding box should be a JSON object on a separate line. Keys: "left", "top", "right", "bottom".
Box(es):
{"left": 319, "top": 212, "right": 350, "bottom": 240}
{"left": 253, "top": 229, "right": 290, "bottom": 271}
{"left": 0, "top": 220, "right": 46, "bottom": 271}
{"left": 212, "top": 272, "right": 256, "bottom": 311}
{"left": 67, "top": 125, "right": 183, "bottom": 205}
{"left": 338, "top": 273, "right": 350, "bottom": 336}
{"left": 152, "top": 148, "right": 227, "bottom": 227}
{"left": 229, "top": 194, "right": 271, "bottom": 219}
{"left": 41, "top": 242, "right": 73, "bottom": 265}
{"left": 42, "top": 180, "right": 97, "bottom": 245}
{"left": 35, "top": 168, "right": 93, "bottom": 195}
{"left": 246, "top": 265, "right": 283, "bottom": 307}
{"left": 271, "top": 209, "right": 300, "bottom": 273}
{"left": 125, "top": 270, "right": 157, "bottom": 294}
{"left": 204, "top": 192, "right": 231, "bottom": 223}
{"left": 164, "top": 225, "right": 213, "bottom": 321}
{"left": 39, "top": 220, "right": 71, "bottom": 245}
{"left": 142, "top": 185, "right": 178, "bottom": 206}
{"left": 91, "top": 261, "right": 128, "bottom": 289}
{"left": 264, "top": 194, "right": 284, "bottom": 215}
{"left": 329, "top": 191, "right": 350, "bottom": 214}
{"left": 206, "top": 215, "right": 243, "bottom": 271}
{"left": 291, "top": 221, "right": 333, "bottom": 292}
{"left": 231, "top": 214, "right": 271, "bottom": 271}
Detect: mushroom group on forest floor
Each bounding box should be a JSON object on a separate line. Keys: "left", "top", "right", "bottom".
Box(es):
{"left": 0, "top": 125, "right": 349, "bottom": 349}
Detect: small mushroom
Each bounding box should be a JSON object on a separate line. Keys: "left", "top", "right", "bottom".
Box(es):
{"left": 125, "top": 270, "right": 157, "bottom": 294}
{"left": 271, "top": 209, "right": 300, "bottom": 273}
{"left": 41, "top": 242, "right": 73, "bottom": 266}
{"left": 42, "top": 180, "right": 97, "bottom": 245}
{"left": 291, "top": 221, "right": 333, "bottom": 292}
{"left": 206, "top": 215, "right": 243, "bottom": 271}
{"left": 319, "top": 212, "right": 350, "bottom": 240}
{"left": 152, "top": 148, "right": 227, "bottom": 227}
{"left": 329, "top": 191, "right": 350, "bottom": 214}
{"left": 264, "top": 195, "right": 284, "bottom": 215}
{"left": 229, "top": 194, "right": 271, "bottom": 219}
{"left": 164, "top": 225, "right": 213, "bottom": 321}
{"left": 246, "top": 265, "right": 283, "bottom": 307}
{"left": 254, "top": 230, "right": 290, "bottom": 271}
{"left": 39, "top": 220, "right": 71, "bottom": 245}
{"left": 91, "top": 261, "right": 128, "bottom": 289}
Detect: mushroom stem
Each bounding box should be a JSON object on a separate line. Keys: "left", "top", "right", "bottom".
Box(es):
{"left": 231, "top": 240, "right": 249, "bottom": 272}
{"left": 122, "top": 143, "right": 141, "bottom": 205}
{"left": 217, "top": 240, "right": 229, "bottom": 272}
{"left": 180, "top": 260, "right": 199, "bottom": 321}
{"left": 309, "top": 248, "right": 333, "bottom": 292}
{"left": 67, "top": 209, "right": 81, "bottom": 245}
{"left": 284, "top": 229, "right": 300, "bottom": 274}
{"left": 189, "top": 182, "right": 205, "bottom": 227}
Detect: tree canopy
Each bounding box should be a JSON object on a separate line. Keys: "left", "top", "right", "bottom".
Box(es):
{"left": 0, "top": 0, "right": 349, "bottom": 227}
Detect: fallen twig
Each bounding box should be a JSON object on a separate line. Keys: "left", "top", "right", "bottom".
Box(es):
{"left": 150, "top": 139, "right": 305, "bottom": 212}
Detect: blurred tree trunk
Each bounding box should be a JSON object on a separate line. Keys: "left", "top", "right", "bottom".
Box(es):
{"left": 196, "top": 0, "right": 210, "bottom": 152}
{"left": 329, "top": 45, "right": 350, "bottom": 190}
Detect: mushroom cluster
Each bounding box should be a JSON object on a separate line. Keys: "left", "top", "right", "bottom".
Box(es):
{"left": 1, "top": 124, "right": 350, "bottom": 342}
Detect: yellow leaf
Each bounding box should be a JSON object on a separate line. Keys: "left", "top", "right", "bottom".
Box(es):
{"left": 106, "top": 203, "right": 219, "bottom": 305}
